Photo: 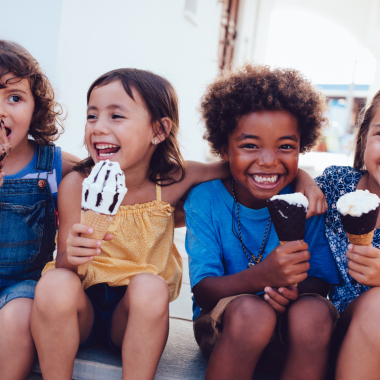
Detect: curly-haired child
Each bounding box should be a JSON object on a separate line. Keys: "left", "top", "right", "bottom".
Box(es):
{"left": 185, "top": 63, "right": 341, "bottom": 380}
{"left": 0, "top": 40, "right": 78, "bottom": 379}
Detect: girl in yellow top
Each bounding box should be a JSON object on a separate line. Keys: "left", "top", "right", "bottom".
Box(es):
{"left": 30, "top": 68, "right": 230, "bottom": 380}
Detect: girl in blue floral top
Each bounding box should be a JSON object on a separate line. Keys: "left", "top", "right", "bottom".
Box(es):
{"left": 315, "top": 89, "right": 380, "bottom": 379}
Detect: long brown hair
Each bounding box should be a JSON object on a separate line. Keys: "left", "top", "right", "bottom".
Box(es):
{"left": 353, "top": 90, "right": 380, "bottom": 170}
{"left": 74, "top": 68, "right": 186, "bottom": 185}
{"left": 0, "top": 40, "right": 64, "bottom": 144}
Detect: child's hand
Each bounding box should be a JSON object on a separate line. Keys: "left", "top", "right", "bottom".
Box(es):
{"left": 263, "top": 285, "right": 298, "bottom": 313}
{"left": 0, "top": 171, "right": 4, "bottom": 187}
{"left": 294, "top": 169, "right": 327, "bottom": 218}
{"left": 261, "top": 241, "right": 310, "bottom": 287}
{"left": 66, "top": 223, "right": 113, "bottom": 266}
{"left": 346, "top": 244, "right": 380, "bottom": 287}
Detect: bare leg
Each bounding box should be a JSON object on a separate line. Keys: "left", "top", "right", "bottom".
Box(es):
{"left": 31, "top": 269, "right": 94, "bottom": 380}
{"left": 0, "top": 298, "right": 36, "bottom": 380}
{"left": 336, "top": 287, "right": 380, "bottom": 380}
{"left": 110, "top": 273, "right": 170, "bottom": 380}
{"left": 280, "top": 296, "right": 334, "bottom": 380}
{"left": 205, "top": 296, "right": 277, "bottom": 380}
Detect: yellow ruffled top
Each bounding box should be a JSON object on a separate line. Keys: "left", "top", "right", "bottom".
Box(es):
{"left": 43, "top": 182, "right": 183, "bottom": 302}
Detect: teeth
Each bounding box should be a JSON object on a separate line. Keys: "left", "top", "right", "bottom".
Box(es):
{"left": 98, "top": 152, "right": 116, "bottom": 157}
{"left": 95, "top": 144, "right": 119, "bottom": 149}
{"left": 253, "top": 175, "right": 278, "bottom": 183}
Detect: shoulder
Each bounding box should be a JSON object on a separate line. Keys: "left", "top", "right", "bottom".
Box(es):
{"left": 185, "top": 180, "right": 220, "bottom": 210}
{"left": 61, "top": 151, "right": 80, "bottom": 179}
{"left": 58, "top": 170, "right": 85, "bottom": 196}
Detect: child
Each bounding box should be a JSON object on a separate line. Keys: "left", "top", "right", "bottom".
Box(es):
{"left": 0, "top": 40, "right": 78, "bottom": 380}
{"left": 313, "top": 89, "right": 380, "bottom": 380}
{"left": 31, "top": 67, "right": 326, "bottom": 380}
{"left": 184, "top": 64, "right": 341, "bottom": 380}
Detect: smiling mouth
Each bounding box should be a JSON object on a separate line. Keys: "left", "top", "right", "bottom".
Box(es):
{"left": 95, "top": 143, "right": 120, "bottom": 157}
{"left": 253, "top": 174, "right": 279, "bottom": 183}
{"left": 250, "top": 174, "right": 283, "bottom": 189}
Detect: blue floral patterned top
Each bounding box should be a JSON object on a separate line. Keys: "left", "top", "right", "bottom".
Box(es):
{"left": 315, "top": 165, "right": 376, "bottom": 314}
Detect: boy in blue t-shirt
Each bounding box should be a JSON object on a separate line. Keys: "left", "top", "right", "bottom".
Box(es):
{"left": 185, "top": 64, "right": 341, "bottom": 380}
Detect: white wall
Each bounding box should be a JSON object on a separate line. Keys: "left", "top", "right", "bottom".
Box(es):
{"left": 1, "top": 0, "right": 223, "bottom": 162}
{"left": 56, "top": 0, "right": 223, "bottom": 160}
{"left": 0, "top": 0, "right": 63, "bottom": 89}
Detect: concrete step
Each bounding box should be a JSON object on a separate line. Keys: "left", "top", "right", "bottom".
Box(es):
{"left": 30, "top": 317, "right": 277, "bottom": 380}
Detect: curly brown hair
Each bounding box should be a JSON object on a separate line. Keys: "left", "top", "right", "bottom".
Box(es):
{"left": 0, "top": 40, "right": 64, "bottom": 145}
{"left": 353, "top": 90, "right": 380, "bottom": 171}
{"left": 201, "top": 63, "right": 327, "bottom": 156}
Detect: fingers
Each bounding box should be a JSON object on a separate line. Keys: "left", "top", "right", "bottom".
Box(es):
{"left": 347, "top": 244, "right": 380, "bottom": 259}
{"left": 278, "top": 285, "right": 298, "bottom": 301}
{"left": 0, "top": 171, "right": 4, "bottom": 187}
{"left": 103, "top": 233, "right": 114, "bottom": 241}
{"left": 70, "top": 223, "right": 95, "bottom": 237}
{"left": 279, "top": 240, "right": 309, "bottom": 254}
{"left": 264, "top": 292, "right": 287, "bottom": 313}
{"left": 264, "top": 287, "right": 289, "bottom": 306}
{"left": 346, "top": 257, "right": 366, "bottom": 275}
{"left": 67, "top": 253, "right": 97, "bottom": 266}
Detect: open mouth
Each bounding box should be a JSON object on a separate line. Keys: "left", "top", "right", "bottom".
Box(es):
{"left": 250, "top": 174, "right": 282, "bottom": 189}
{"left": 4, "top": 127, "right": 10, "bottom": 137}
{"left": 94, "top": 143, "right": 120, "bottom": 158}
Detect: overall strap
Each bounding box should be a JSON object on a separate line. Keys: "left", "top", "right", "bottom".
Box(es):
{"left": 36, "top": 144, "right": 55, "bottom": 173}
{"left": 156, "top": 176, "right": 162, "bottom": 202}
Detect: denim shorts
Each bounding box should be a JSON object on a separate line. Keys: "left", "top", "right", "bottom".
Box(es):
{"left": 0, "top": 280, "right": 37, "bottom": 310}
{"left": 80, "top": 283, "right": 127, "bottom": 353}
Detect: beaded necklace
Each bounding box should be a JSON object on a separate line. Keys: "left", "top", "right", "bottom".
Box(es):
{"left": 231, "top": 178, "right": 272, "bottom": 267}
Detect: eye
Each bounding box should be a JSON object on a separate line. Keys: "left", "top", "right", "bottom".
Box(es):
{"left": 111, "top": 114, "right": 124, "bottom": 119}
{"left": 87, "top": 114, "right": 97, "bottom": 120}
{"left": 8, "top": 95, "right": 21, "bottom": 103}
{"left": 241, "top": 143, "right": 258, "bottom": 149}
{"left": 279, "top": 144, "right": 295, "bottom": 150}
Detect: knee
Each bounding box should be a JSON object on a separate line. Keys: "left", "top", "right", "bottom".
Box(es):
{"left": 223, "top": 296, "right": 276, "bottom": 348}
{"left": 34, "top": 269, "right": 82, "bottom": 316}
{"left": 0, "top": 298, "right": 33, "bottom": 338}
{"left": 127, "top": 274, "right": 170, "bottom": 319}
{"left": 287, "top": 297, "right": 333, "bottom": 348}
{"left": 350, "top": 287, "right": 380, "bottom": 343}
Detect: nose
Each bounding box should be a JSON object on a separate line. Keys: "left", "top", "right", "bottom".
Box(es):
{"left": 0, "top": 100, "right": 7, "bottom": 119}
{"left": 257, "top": 149, "right": 278, "bottom": 167}
{"left": 91, "top": 117, "right": 110, "bottom": 135}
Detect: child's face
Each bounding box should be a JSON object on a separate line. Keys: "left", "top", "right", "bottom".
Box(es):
{"left": 364, "top": 107, "right": 380, "bottom": 186}
{"left": 0, "top": 73, "right": 34, "bottom": 153}
{"left": 85, "top": 80, "right": 155, "bottom": 173}
{"left": 223, "top": 110, "right": 300, "bottom": 209}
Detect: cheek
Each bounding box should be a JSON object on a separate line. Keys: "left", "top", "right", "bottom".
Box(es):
{"left": 364, "top": 140, "right": 380, "bottom": 168}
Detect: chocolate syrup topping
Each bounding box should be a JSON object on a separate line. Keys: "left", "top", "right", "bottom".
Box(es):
{"left": 84, "top": 189, "right": 89, "bottom": 202}
{"left": 96, "top": 193, "right": 103, "bottom": 207}
{"left": 94, "top": 161, "right": 106, "bottom": 183}
{"left": 109, "top": 193, "right": 119, "bottom": 213}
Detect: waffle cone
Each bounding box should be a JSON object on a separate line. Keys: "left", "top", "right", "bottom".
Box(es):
{"left": 77, "top": 210, "right": 114, "bottom": 277}
{"left": 346, "top": 230, "right": 374, "bottom": 246}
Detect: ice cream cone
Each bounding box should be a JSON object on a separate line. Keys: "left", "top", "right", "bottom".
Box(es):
{"left": 77, "top": 210, "right": 114, "bottom": 276}
{"left": 346, "top": 230, "right": 374, "bottom": 246}
{"left": 337, "top": 190, "right": 380, "bottom": 247}
{"left": 0, "top": 119, "right": 11, "bottom": 170}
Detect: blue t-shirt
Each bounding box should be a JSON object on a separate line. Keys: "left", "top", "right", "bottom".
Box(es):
{"left": 4, "top": 142, "right": 62, "bottom": 209}
{"left": 185, "top": 180, "right": 342, "bottom": 320}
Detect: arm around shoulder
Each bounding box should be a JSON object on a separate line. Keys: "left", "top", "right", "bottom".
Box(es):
{"left": 61, "top": 151, "right": 80, "bottom": 179}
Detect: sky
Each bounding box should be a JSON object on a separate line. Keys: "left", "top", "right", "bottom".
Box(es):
{"left": 265, "top": 10, "right": 377, "bottom": 85}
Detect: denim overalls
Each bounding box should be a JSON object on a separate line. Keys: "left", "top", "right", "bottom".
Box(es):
{"left": 0, "top": 144, "right": 57, "bottom": 309}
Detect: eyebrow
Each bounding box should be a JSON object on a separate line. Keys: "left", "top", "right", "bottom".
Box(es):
{"left": 87, "top": 104, "right": 128, "bottom": 112}
{"left": 4, "top": 88, "right": 28, "bottom": 95}
{"left": 235, "top": 133, "right": 298, "bottom": 142}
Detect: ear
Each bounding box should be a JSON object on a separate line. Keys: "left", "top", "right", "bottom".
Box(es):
{"left": 152, "top": 117, "right": 172, "bottom": 145}
{"left": 221, "top": 145, "right": 230, "bottom": 162}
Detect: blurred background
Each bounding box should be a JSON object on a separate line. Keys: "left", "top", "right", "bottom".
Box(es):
{"left": 1, "top": 0, "right": 380, "bottom": 176}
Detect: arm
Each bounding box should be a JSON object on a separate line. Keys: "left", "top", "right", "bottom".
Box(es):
{"left": 61, "top": 151, "right": 80, "bottom": 179}
{"left": 294, "top": 168, "right": 327, "bottom": 218}
{"left": 55, "top": 172, "right": 106, "bottom": 278}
